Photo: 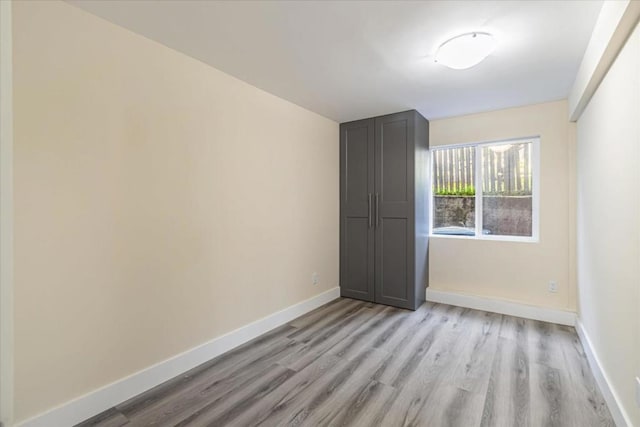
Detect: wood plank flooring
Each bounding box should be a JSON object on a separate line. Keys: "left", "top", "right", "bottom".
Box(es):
{"left": 77, "top": 298, "right": 615, "bottom": 427}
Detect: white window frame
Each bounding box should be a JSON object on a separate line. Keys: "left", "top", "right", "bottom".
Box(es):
{"left": 429, "top": 136, "right": 540, "bottom": 243}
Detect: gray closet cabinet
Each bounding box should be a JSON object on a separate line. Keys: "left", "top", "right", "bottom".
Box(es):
{"left": 340, "top": 110, "right": 429, "bottom": 310}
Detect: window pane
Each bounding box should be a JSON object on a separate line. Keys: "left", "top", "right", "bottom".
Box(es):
{"left": 432, "top": 146, "right": 476, "bottom": 236}
{"left": 481, "top": 142, "right": 533, "bottom": 237}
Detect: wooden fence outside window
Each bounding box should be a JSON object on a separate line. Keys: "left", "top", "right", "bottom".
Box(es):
{"left": 433, "top": 143, "right": 533, "bottom": 195}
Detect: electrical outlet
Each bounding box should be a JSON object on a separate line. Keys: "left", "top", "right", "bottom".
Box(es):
{"left": 548, "top": 280, "right": 558, "bottom": 293}
{"left": 312, "top": 272, "right": 319, "bottom": 285}
{"left": 636, "top": 376, "right": 640, "bottom": 407}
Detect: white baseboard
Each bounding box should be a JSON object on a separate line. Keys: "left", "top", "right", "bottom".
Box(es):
{"left": 425, "top": 289, "right": 576, "bottom": 326}
{"left": 17, "top": 287, "right": 340, "bottom": 427}
{"left": 575, "top": 319, "right": 631, "bottom": 427}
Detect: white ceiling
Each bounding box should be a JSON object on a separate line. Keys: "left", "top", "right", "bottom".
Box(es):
{"left": 67, "top": 0, "right": 603, "bottom": 122}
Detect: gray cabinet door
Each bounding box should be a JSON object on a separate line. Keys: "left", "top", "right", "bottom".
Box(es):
{"left": 340, "top": 119, "right": 375, "bottom": 302}
{"left": 374, "top": 112, "right": 415, "bottom": 309}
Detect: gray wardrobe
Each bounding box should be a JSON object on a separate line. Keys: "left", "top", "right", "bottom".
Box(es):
{"left": 339, "top": 110, "right": 429, "bottom": 310}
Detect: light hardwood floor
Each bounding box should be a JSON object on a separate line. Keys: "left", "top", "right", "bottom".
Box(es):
{"left": 77, "top": 298, "right": 614, "bottom": 427}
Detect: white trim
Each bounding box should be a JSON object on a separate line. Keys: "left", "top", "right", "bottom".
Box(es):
{"left": 429, "top": 149, "right": 435, "bottom": 233}
{"left": 430, "top": 135, "right": 540, "bottom": 151}
{"left": 429, "top": 234, "right": 539, "bottom": 244}
{"left": 569, "top": 0, "right": 640, "bottom": 121}
{"left": 425, "top": 289, "right": 576, "bottom": 326}
{"left": 474, "top": 144, "right": 482, "bottom": 237}
{"left": 16, "top": 287, "right": 340, "bottom": 427}
{"left": 575, "top": 319, "right": 631, "bottom": 427}
{"left": 531, "top": 137, "right": 540, "bottom": 241}
{"left": 0, "top": 0, "right": 14, "bottom": 425}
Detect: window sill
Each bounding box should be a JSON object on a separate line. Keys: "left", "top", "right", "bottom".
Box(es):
{"left": 429, "top": 233, "right": 539, "bottom": 244}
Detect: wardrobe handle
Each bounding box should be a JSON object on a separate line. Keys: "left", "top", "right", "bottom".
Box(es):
{"left": 375, "top": 193, "right": 379, "bottom": 228}
{"left": 368, "top": 193, "right": 373, "bottom": 228}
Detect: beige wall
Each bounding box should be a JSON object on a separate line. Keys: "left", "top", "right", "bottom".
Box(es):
{"left": 576, "top": 22, "right": 640, "bottom": 426}
{"left": 12, "top": 1, "right": 338, "bottom": 422}
{"left": 0, "top": 0, "right": 14, "bottom": 425}
{"left": 429, "top": 100, "right": 575, "bottom": 311}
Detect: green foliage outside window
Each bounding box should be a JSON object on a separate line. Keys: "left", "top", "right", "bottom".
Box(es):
{"left": 434, "top": 185, "right": 475, "bottom": 196}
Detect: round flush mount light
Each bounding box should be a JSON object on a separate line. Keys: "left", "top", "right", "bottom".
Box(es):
{"left": 435, "top": 32, "right": 495, "bottom": 70}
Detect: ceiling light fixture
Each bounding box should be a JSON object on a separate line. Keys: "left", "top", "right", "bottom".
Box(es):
{"left": 435, "top": 32, "right": 495, "bottom": 70}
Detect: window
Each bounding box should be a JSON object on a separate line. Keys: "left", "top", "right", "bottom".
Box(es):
{"left": 431, "top": 137, "right": 539, "bottom": 241}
